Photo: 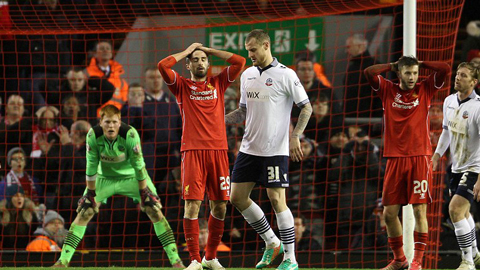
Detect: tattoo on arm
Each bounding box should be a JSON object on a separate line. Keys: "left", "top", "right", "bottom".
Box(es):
{"left": 291, "top": 103, "right": 313, "bottom": 138}
{"left": 225, "top": 107, "right": 246, "bottom": 124}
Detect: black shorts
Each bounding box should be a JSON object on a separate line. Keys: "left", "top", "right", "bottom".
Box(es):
{"left": 450, "top": 171, "right": 479, "bottom": 204}
{"left": 231, "top": 152, "right": 289, "bottom": 188}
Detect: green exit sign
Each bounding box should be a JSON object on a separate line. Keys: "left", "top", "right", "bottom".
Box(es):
{"left": 206, "top": 17, "right": 324, "bottom": 66}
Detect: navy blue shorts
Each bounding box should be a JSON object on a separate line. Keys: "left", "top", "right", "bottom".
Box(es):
{"left": 450, "top": 171, "right": 478, "bottom": 204}
{"left": 231, "top": 152, "right": 289, "bottom": 188}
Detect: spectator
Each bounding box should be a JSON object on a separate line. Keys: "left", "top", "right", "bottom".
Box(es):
{"left": 288, "top": 137, "right": 324, "bottom": 212}
{"left": 0, "top": 95, "right": 33, "bottom": 167}
{"left": 0, "top": 184, "right": 38, "bottom": 249}
{"left": 338, "top": 127, "right": 383, "bottom": 247}
{"left": 351, "top": 198, "right": 388, "bottom": 249}
{"left": 60, "top": 67, "right": 115, "bottom": 122}
{"left": 30, "top": 106, "right": 60, "bottom": 158}
{"left": 85, "top": 41, "right": 129, "bottom": 115}
{"left": 26, "top": 210, "right": 67, "bottom": 251}
{"left": 294, "top": 50, "right": 332, "bottom": 88}
{"left": 57, "top": 120, "right": 91, "bottom": 223}
{"left": 344, "top": 34, "right": 382, "bottom": 119}
{"left": 429, "top": 103, "right": 443, "bottom": 148}
{"left": 461, "top": 21, "right": 480, "bottom": 62}
{"left": 323, "top": 129, "right": 352, "bottom": 250}
{"left": 142, "top": 67, "right": 182, "bottom": 183}
{"left": 292, "top": 51, "right": 341, "bottom": 121}
{"left": 60, "top": 95, "right": 88, "bottom": 130}
{"left": 121, "top": 83, "right": 152, "bottom": 139}
{"left": 304, "top": 94, "right": 344, "bottom": 154}
{"left": 0, "top": 147, "right": 43, "bottom": 205}
{"left": 293, "top": 212, "right": 322, "bottom": 251}
{"left": 30, "top": 106, "right": 61, "bottom": 209}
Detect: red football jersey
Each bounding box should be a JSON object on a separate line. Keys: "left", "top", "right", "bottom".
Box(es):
{"left": 375, "top": 75, "right": 441, "bottom": 157}
{"left": 158, "top": 55, "right": 244, "bottom": 151}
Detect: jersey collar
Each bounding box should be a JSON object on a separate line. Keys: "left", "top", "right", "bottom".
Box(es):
{"left": 457, "top": 90, "right": 476, "bottom": 105}
{"left": 257, "top": 58, "right": 279, "bottom": 75}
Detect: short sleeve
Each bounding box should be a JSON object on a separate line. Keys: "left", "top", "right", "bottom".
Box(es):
{"left": 285, "top": 69, "right": 308, "bottom": 106}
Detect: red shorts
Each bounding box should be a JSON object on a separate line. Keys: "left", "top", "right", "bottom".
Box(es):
{"left": 181, "top": 150, "right": 230, "bottom": 201}
{"left": 382, "top": 156, "right": 432, "bottom": 206}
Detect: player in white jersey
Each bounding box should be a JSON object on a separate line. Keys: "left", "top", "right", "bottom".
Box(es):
{"left": 225, "top": 29, "right": 312, "bottom": 270}
{"left": 432, "top": 62, "right": 480, "bottom": 270}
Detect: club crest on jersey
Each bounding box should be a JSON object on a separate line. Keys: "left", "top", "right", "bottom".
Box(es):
{"left": 463, "top": 111, "right": 469, "bottom": 119}
{"left": 265, "top": 78, "right": 273, "bottom": 86}
{"left": 118, "top": 145, "right": 125, "bottom": 152}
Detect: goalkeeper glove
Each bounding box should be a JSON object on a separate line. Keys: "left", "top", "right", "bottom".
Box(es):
{"left": 77, "top": 189, "right": 98, "bottom": 217}
{"left": 140, "top": 187, "right": 162, "bottom": 212}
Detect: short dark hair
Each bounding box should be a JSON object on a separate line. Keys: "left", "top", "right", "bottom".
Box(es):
{"left": 186, "top": 49, "right": 209, "bottom": 65}
{"left": 66, "top": 66, "right": 84, "bottom": 74}
{"left": 397, "top": 55, "right": 419, "bottom": 71}
{"left": 246, "top": 29, "right": 271, "bottom": 45}
{"left": 295, "top": 50, "right": 316, "bottom": 65}
{"left": 144, "top": 67, "right": 158, "bottom": 74}
{"left": 128, "top": 82, "right": 143, "bottom": 90}
{"left": 458, "top": 62, "right": 480, "bottom": 81}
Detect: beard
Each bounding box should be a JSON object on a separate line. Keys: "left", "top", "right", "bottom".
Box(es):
{"left": 193, "top": 69, "right": 207, "bottom": 78}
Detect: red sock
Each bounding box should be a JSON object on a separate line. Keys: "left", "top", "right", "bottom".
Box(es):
{"left": 388, "top": 236, "right": 406, "bottom": 261}
{"left": 184, "top": 218, "right": 201, "bottom": 262}
{"left": 414, "top": 231, "right": 428, "bottom": 263}
{"left": 205, "top": 214, "right": 224, "bottom": 260}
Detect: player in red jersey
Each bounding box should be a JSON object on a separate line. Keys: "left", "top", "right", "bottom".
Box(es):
{"left": 364, "top": 56, "right": 450, "bottom": 270}
{"left": 158, "top": 43, "right": 246, "bottom": 270}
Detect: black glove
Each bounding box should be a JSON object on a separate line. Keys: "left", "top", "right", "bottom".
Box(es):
{"left": 77, "top": 189, "right": 98, "bottom": 216}
{"left": 140, "top": 187, "right": 162, "bottom": 212}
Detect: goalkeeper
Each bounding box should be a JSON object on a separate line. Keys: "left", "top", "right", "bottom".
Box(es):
{"left": 53, "top": 105, "right": 184, "bottom": 268}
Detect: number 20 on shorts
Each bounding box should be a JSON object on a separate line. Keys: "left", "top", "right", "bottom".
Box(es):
{"left": 413, "top": 180, "right": 428, "bottom": 194}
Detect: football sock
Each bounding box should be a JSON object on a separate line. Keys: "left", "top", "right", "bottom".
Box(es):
{"left": 467, "top": 215, "right": 479, "bottom": 256}
{"left": 413, "top": 231, "right": 427, "bottom": 263}
{"left": 184, "top": 218, "right": 201, "bottom": 262}
{"left": 454, "top": 218, "right": 474, "bottom": 263}
{"left": 388, "top": 235, "right": 406, "bottom": 262}
{"left": 276, "top": 208, "right": 296, "bottom": 264}
{"left": 241, "top": 201, "right": 280, "bottom": 247}
{"left": 59, "top": 223, "right": 86, "bottom": 264}
{"left": 205, "top": 214, "right": 224, "bottom": 260}
{"left": 154, "top": 218, "right": 181, "bottom": 265}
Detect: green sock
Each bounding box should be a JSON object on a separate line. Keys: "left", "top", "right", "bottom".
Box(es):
{"left": 154, "top": 218, "right": 181, "bottom": 265}
{"left": 59, "top": 223, "right": 86, "bottom": 264}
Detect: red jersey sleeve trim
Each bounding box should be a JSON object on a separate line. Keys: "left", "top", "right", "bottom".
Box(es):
{"left": 158, "top": 56, "right": 178, "bottom": 85}
{"left": 226, "top": 54, "right": 246, "bottom": 83}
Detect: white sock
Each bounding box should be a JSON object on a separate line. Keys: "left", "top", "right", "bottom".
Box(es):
{"left": 276, "top": 208, "right": 296, "bottom": 264}
{"left": 241, "top": 201, "right": 280, "bottom": 247}
{"left": 454, "top": 218, "right": 474, "bottom": 263}
{"left": 467, "top": 215, "right": 479, "bottom": 256}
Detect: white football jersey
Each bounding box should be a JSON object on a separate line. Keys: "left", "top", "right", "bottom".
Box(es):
{"left": 442, "top": 91, "right": 480, "bottom": 173}
{"left": 239, "top": 58, "right": 309, "bottom": 156}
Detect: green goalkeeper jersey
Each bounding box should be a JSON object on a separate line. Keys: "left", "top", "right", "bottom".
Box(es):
{"left": 85, "top": 122, "right": 148, "bottom": 181}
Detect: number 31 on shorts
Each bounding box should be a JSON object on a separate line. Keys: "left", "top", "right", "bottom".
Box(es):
{"left": 413, "top": 180, "right": 428, "bottom": 194}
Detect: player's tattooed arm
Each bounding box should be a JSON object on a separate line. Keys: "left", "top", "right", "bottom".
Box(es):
{"left": 291, "top": 102, "right": 313, "bottom": 139}
{"left": 290, "top": 102, "right": 313, "bottom": 162}
{"left": 225, "top": 107, "right": 246, "bottom": 124}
